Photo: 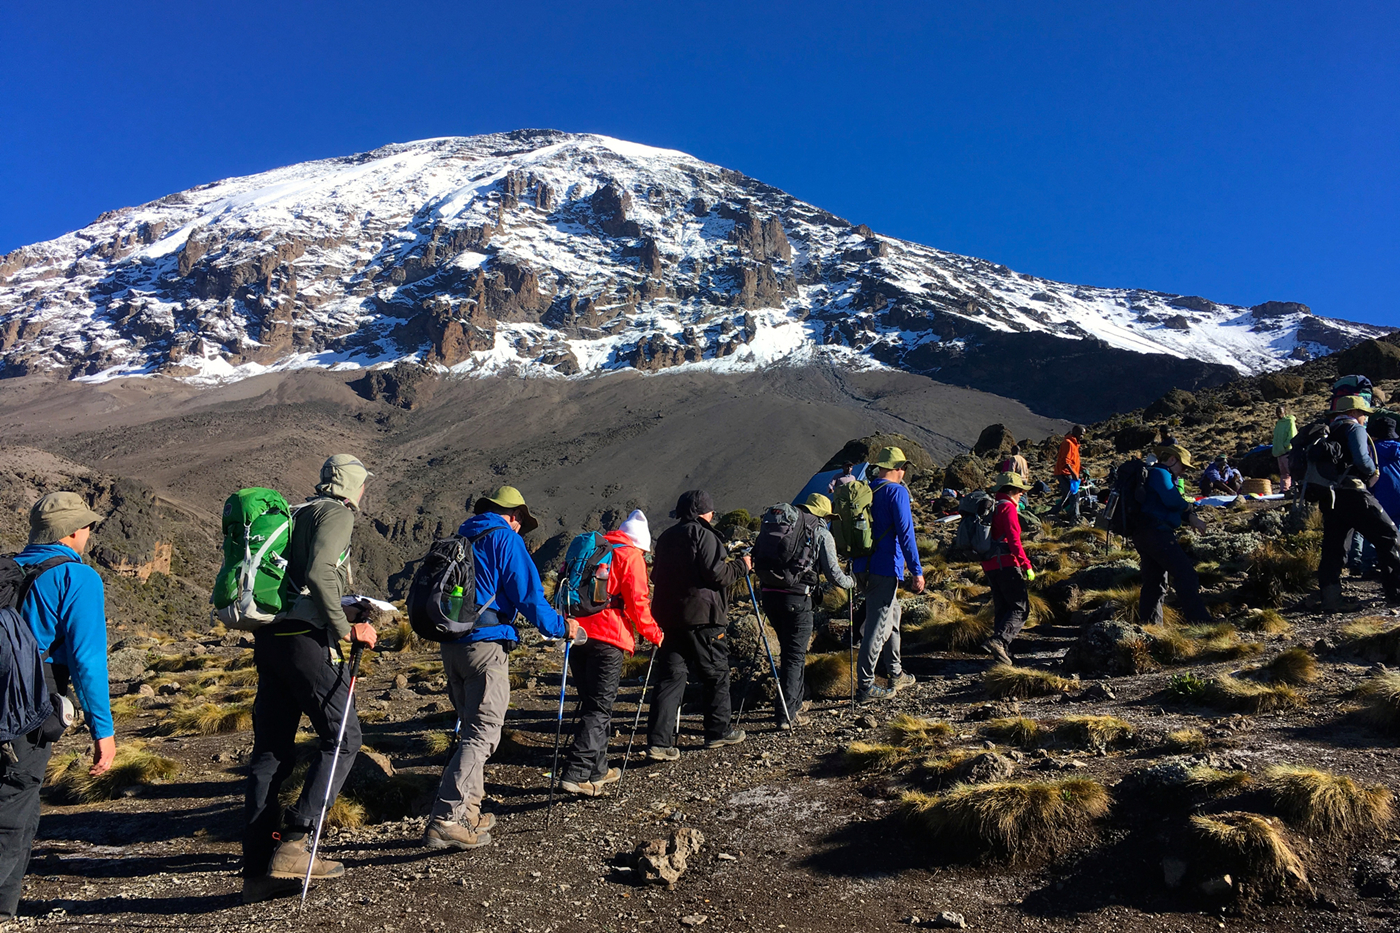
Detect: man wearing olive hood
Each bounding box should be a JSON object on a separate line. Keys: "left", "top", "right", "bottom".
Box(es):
{"left": 242, "top": 455, "right": 380, "bottom": 903}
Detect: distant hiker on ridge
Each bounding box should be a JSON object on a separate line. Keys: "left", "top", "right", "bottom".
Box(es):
{"left": 853, "top": 447, "right": 924, "bottom": 703}
{"left": 979, "top": 473, "right": 1035, "bottom": 667}
{"left": 0, "top": 493, "right": 113, "bottom": 919}
{"left": 423, "top": 486, "right": 575, "bottom": 848}
{"left": 1048, "top": 426, "right": 1085, "bottom": 524}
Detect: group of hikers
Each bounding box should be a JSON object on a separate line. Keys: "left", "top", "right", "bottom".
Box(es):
{"left": 1, "top": 370, "right": 1399, "bottom": 913}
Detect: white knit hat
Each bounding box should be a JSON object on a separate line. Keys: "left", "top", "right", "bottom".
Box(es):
{"left": 619, "top": 510, "right": 651, "bottom": 552}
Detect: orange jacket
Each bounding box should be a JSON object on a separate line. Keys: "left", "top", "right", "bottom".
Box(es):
{"left": 576, "top": 531, "right": 663, "bottom": 654}
{"left": 1054, "top": 436, "right": 1081, "bottom": 478}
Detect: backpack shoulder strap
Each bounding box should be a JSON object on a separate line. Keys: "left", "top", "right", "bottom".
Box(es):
{"left": 21, "top": 554, "right": 78, "bottom": 658}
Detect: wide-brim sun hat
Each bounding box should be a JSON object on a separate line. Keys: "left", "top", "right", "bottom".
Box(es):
{"left": 29, "top": 491, "right": 104, "bottom": 546}
{"left": 873, "top": 446, "right": 909, "bottom": 470}
{"left": 803, "top": 493, "right": 833, "bottom": 518}
{"left": 1157, "top": 445, "right": 1194, "bottom": 469}
{"left": 475, "top": 485, "right": 539, "bottom": 534}
{"left": 1333, "top": 395, "right": 1376, "bottom": 416}
{"left": 991, "top": 472, "right": 1033, "bottom": 493}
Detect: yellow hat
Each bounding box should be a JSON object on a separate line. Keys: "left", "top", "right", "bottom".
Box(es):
{"left": 873, "top": 446, "right": 909, "bottom": 470}
{"left": 1157, "top": 445, "right": 1194, "bottom": 469}
{"left": 991, "top": 472, "right": 1032, "bottom": 493}
{"left": 474, "top": 485, "right": 538, "bottom": 534}
{"left": 802, "top": 493, "right": 833, "bottom": 518}
{"left": 1333, "top": 395, "right": 1375, "bottom": 416}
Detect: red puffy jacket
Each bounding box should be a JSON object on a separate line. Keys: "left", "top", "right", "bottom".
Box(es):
{"left": 981, "top": 495, "right": 1032, "bottom": 573}
{"left": 576, "top": 531, "right": 663, "bottom": 654}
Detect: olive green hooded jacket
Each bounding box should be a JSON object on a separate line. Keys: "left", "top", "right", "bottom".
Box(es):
{"left": 278, "top": 456, "right": 369, "bottom": 641}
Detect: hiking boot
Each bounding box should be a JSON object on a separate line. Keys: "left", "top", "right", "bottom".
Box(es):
{"left": 704, "top": 729, "right": 746, "bottom": 749}
{"left": 422, "top": 818, "right": 492, "bottom": 851}
{"left": 646, "top": 746, "right": 680, "bottom": 762}
{"left": 241, "top": 874, "right": 301, "bottom": 905}
{"left": 471, "top": 812, "right": 497, "bottom": 833}
{"left": 856, "top": 685, "right": 895, "bottom": 704}
{"left": 594, "top": 767, "right": 621, "bottom": 787}
{"left": 267, "top": 832, "right": 345, "bottom": 880}
{"left": 891, "top": 672, "right": 916, "bottom": 692}
{"left": 778, "top": 713, "right": 812, "bottom": 731}
{"left": 561, "top": 777, "right": 605, "bottom": 797}
{"left": 1320, "top": 584, "right": 1363, "bottom": 615}
{"left": 981, "top": 637, "right": 1013, "bottom": 667}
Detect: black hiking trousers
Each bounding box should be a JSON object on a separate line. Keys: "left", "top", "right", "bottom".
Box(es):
{"left": 561, "top": 640, "right": 625, "bottom": 784}
{"left": 1320, "top": 487, "right": 1400, "bottom": 596}
{"left": 1132, "top": 525, "right": 1212, "bottom": 627}
{"left": 243, "top": 623, "right": 362, "bottom": 878}
{"left": 646, "top": 623, "right": 731, "bottom": 747}
{"left": 0, "top": 731, "right": 53, "bottom": 917}
{"left": 761, "top": 591, "right": 812, "bottom": 722}
{"left": 986, "top": 567, "right": 1030, "bottom": 647}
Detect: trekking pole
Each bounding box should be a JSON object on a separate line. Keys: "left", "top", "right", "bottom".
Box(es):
{"left": 301, "top": 639, "right": 365, "bottom": 909}
{"left": 617, "top": 647, "right": 656, "bottom": 787}
{"left": 848, "top": 589, "right": 856, "bottom": 715}
{"left": 545, "top": 631, "right": 576, "bottom": 829}
{"left": 742, "top": 572, "right": 791, "bottom": 729}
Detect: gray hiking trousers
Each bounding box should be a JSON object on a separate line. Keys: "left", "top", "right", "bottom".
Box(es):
{"left": 431, "top": 639, "right": 510, "bottom": 826}
{"left": 857, "top": 573, "right": 903, "bottom": 691}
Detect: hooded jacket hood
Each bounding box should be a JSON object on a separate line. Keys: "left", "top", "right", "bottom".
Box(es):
{"left": 315, "top": 454, "right": 371, "bottom": 509}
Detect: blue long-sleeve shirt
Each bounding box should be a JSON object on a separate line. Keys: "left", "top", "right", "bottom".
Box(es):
{"left": 1333, "top": 416, "right": 1377, "bottom": 477}
{"left": 454, "top": 513, "right": 566, "bottom": 644}
{"left": 854, "top": 479, "right": 922, "bottom": 580}
{"left": 14, "top": 543, "right": 112, "bottom": 741}
{"left": 1141, "top": 465, "right": 1193, "bottom": 531}
{"left": 1374, "top": 439, "right": 1400, "bottom": 523}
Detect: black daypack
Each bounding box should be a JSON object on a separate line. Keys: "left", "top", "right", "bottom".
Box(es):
{"left": 1103, "top": 458, "right": 1150, "bottom": 536}
{"left": 405, "top": 529, "right": 499, "bottom": 642}
{"left": 949, "top": 490, "right": 997, "bottom": 560}
{"left": 753, "top": 503, "right": 821, "bottom": 591}
{"left": 0, "top": 555, "right": 76, "bottom": 746}
{"left": 1293, "top": 421, "right": 1351, "bottom": 503}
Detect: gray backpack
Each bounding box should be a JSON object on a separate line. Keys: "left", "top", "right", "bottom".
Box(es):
{"left": 950, "top": 491, "right": 997, "bottom": 559}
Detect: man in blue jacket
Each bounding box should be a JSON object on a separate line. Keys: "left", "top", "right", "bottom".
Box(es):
{"left": 423, "top": 486, "right": 576, "bottom": 850}
{"left": 1133, "top": 446, "right": 1212, "bottom": 627}
{"left": 853, "top": 447, "right": 924, "bottom": 703}
{"left": 0, "top": 492, "right": 113, "bottom": 918}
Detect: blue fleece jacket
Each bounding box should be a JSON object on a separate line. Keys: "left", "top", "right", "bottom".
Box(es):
{"left": 1374, "top": 440, "right": 1400, "bottom": 523}
{"left": 454, "top": 513, "right": 566, "bottom": 644}
{"left": 1141, "top": 465, "right": 1193, "bottom": 531}
{"left": 854, "top": 479, "right": 922, "bottom": 580}
{"left": 15, "top": 544, "right": 112, "bottom": 741}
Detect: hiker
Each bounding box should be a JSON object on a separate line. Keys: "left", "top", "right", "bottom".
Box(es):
{"left": 0, "top": 493, "right": 113, "bottom": 919}
{"left": 1273, "top": 406, "right": 1297, "bottom": 493}
{"left": 1199, "top": 456, "right": 1243, "bottom": 496}
{"left": 1371, "top": 416, "right": 1400, "bottom": 524}
{"left": 978, "top": 473, "right": 1035, "bottom": 667}
{"left": 1313, "top": 397, "right": 1400, "bottom": 612}
{"left": 424, "top": 487, "right": 575, "bottom": 846}
{"left": 853, "top": 447, "right": 924, "bottom": 703}
{"left": 646, "top": 490, "right": 750, "bottom": 758}
{"left": 996, "top": 445, "right": 1031, "bottom": 485}
{"left": 559, "top": 511, "right": 663, "bottom": 796}
{"left": 1048, "top": 426, "right": 1085, "bottom": 523}
{"left": 242, "top": 455, "right": 380, "bottom": 903}
{"left": 1133, "top": 446, "right": 1213, "bottom": 627}
{"left": 756, "top": 493, "right": 856, "bottom": 729}
{"left": 827, "top": 462, "right": 857, "bottom": 496}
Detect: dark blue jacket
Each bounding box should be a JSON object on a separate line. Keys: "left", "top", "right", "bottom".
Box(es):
{"left": 1141, "top": 465, "right": 1193, "bottom": 531}
{"left": 1374, "top": 439, "right": 1400, "bottom": 523}
{"left": 854, "top": 479, "right": 922, "bottom": 580}
{"left": 15, "top": 544, "right": 112, "bottom": 740}
{"left": 454, "top": 513, "right": 566, "bottom": 644}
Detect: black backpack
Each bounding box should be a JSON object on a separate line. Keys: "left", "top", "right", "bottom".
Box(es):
{"left": 1297, "top": 421, "right": 1359, "bottom": 502}
{"left": 0, "top": 555, "right": 76, "bottom": 745}
{"left": 1103, "top": 458, "right": 1150, "bottom": 536}
{"left": 753, "top": 503, "right": 821, "bottom": 591}
{"left": 405, "top": 528, "right": 500, "bottom": 642}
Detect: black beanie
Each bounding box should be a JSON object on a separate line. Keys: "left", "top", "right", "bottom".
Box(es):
{"left": 672, "top": 489, "right": 716, "bottom": 521}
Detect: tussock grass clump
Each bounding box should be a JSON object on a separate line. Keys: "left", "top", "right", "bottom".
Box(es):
{"left": 1204, "top": 676, "right": 1303, "bottom": 714}
{"left": 983, "top": 717, "right": 1045, "bottom": 747}
{"left": 1263, "top": 765, "right": 1393, "bottom": 838}
{"left": 1265, "top": 648, "right": 1317, "bottom": 686}
{"left": 1055, "top": 715, "right": 1135, "bottom": 750}
{"left": 1343, "top": 618, "right": 1400, "bottom": 664}
{"left": 46, "top": 741, "right": 180, "bottom": 804}
{"left": 1163, "top": 728, "right": 1208, "bottom": 753}
{"left": 108, "top": 696, "right": 143, "bottom": 724}
{"left": 1359, "top": 671, "right": 1400, "bottom": 731}
{"left": 148, "top": 654, "right": 216, "bottom": 673}
{"left": 900, "top": 778, "right": 1111, "bottom": 864}
{"left": 1190, "top": 812, "right": 1309, "bottom": 893}
{"left": 984, "top": 665, "right": 1075, "bottom": 700}
{"left": 621, "top": 652, "right": 652, "bottom": 681}
{"left": 1244, "top": 542, "right": 1319, "bottom": 608}
{"left": 358, "top": 771, "right": 439, "bottom": 823}
{"left": 159, "top": 701, "right": 254, "bottom": 736}
{"left": 326, "top": 798, "right": 367, "bottom": 830}
{"left": 379, "top": 618, "right": 422, "bottom": 653}
{"left": 1186, "top": 765, "right": 1253, "bottom": 796}
{"left": 1186, "top": 623, "right": 1265, "bottom": 661}
{"left": 905, "top": 605, "right": 992, "bottom": 651}
{"left": 420, "top": 731, "right": 455, "bottom": 756}
{"left": 887, "top": 714, "right": 953, "bottom": 749}
{"left": 1240, "top": 608, "right": 1290, "bottom": 634}
{"left": 843, "top": 742, "right": 909, "bottom": 772}
{"left": 805, "top": 652, "right": 855, "bottom": 699}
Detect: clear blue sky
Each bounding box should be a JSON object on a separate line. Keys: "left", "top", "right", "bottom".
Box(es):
{"left": 1, "top": 1, "right": 1396, "bottom": 327}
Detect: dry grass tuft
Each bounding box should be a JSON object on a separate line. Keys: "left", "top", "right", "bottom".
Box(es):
{"left": 1163, "top": 728, "right": 1208, "bottom": 753}
{"left": 1240, "top": 608, "right": 1291, "bottom": 635}
{"left": 420, "top": 731, "right": 455, "bottom": 756}
{"left": 621, "top": 652, "right": 653, "bottom": 681}
{"left": 379, "top": 618, "right": 422, "bottom": 653}
{"left": 158, "top": 702, "right": 253, "bottom": 736}
{"left": 148, "top": 654, "right": 217, "bottom": 673}
{"left": 900, "top": 778, "right": 1111, "bottom": 864}
{"left": 1243, "top": 542, "right": 1319, "bottom": 608}
{"left": 1360, "top": 671, "right": 1400, "bottom": 731}
{"left": 984, "top": 717, "right": 1045, "bottom": 747}
{"left": 1204, "top": 676, "right": 1303, "bottom": 714}
{"left": 805, "top": 652, "right": 855, "bottom": 699}
{"left": 1263, "top": 765, "right": 1393, "bottom": 838}
{"left": 984, "top": 665, "right": 1075, "bottom": 699}
{"left": 1186, "top": 623, "right": 1265, "bottom": 661}
{"left": 843, "top": 742, "right": 909, "bottom": 772}
{"left": 1266, "top": 648, "right": 1318, "bottom": 686}
{"left": 1191, "top": 812, "right": 1309, "bottom": 893}
{"left": 326, "top": 797, "right": 367, "bottom": 830}
{"left": 46, "top": 741, "right": 181, "bottom": 804}
{"left": 1186, "top": 765, "right": 1253, "bottom": 796}
{"left": 887, "top": 714, "right": 953, "bottom": 749}
{"left": 1054, "top": 715, "right": 1135, "bottom": 750}
{"left": 1343, "top": 619, "right": 1400, "bottom": 664}
{"left": 905, "top": 606, "right": 992, "bottom": 651}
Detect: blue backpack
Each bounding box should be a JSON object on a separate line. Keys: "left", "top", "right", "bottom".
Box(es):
{"left": 558, "top": 532, "right": 618, "bottom": 618}
{"left": 0, "top": 556, "right": 74, "bottom": 745}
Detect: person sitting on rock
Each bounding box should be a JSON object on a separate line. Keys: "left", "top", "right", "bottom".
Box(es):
{"left": 1199, "top": 456, "right": 1243, "bottom": 496}
{"left": 978, "top": 473, "right": 1035, "bottom": 668}
{"left": 559, "top": 511, "right": 663, "bottom": 797}
{"left": 1133, "top": 446, "right": 1213, "bottom": 627}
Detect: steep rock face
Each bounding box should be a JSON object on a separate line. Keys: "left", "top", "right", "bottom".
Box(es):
{"left": 0, "top": 130, "right": 1387, "bottom": 417}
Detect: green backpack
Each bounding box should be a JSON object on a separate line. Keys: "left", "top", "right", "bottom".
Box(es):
{"left": 213, "top": 488, "right": 294, "bottom": 631}
{"left": 831, "top": 480, "right": 876, "bottom": 558}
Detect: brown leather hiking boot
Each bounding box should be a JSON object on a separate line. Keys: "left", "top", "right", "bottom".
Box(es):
{"left": 267, "top": 832, "right": 345, "bottom": 880}
{"left": 472, "top": 812, "right": 497, "bottom": 833}
{"left": 423, "top": 818, "right": 492, "bottom": 850}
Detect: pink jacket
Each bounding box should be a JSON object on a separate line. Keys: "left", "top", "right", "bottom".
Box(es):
{"left": 981, "top": 495, "right": 1031, "bottom": 573}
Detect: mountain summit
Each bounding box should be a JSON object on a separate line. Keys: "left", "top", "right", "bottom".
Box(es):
{"left": 0, "top": 129, "right": 1384, "bottom": 416}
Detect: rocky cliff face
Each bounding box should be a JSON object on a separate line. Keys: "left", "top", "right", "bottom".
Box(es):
{"left": 0, "top": 129, "right": 1386, "bottom": 415}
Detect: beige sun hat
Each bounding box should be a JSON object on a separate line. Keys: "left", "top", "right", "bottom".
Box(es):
{"left": 29, "top": 491, "right": 104, "bottom": 546}
{"left": 872, "top": 446, "right": 909, "bottom": 470}
{"left": 475, "top": 485, "right": 539, "bottom": 534}
{"left": 1157, "top": 445, "right": 1194, "bottom": 469}
{"left": 991, "top": 472, "right": 1033, "bottom": 493}
{"left": 802, "top": 493, "right": 834, "bottom": 518}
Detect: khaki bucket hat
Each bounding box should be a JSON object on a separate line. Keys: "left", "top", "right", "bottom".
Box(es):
{"left": 475, "top": 485, "right": 539, "bottom": 534}
{"left": 991, "top": 472, "right": 1033, "bottom": 493}
{"left": 1333, "top": 395, "right": 1375, "bottom": 416}
{"left": 1157, "top": 445, "right": 1194, "bottom": 469}
{"left": 802, "top": 493, "right": 833, "bottom": 518}
{"left": 873, "top": 446, "right": 909, "bottom": 470}
{"left": 29, "top": 491, "right": 104, "bottom": 546}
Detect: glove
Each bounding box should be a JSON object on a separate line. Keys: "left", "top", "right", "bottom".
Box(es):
{"left": 1024, "top": 568, "right": 1036, "bottom": 582}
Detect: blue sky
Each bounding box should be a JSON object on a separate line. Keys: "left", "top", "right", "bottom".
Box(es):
{"left": 1, "top": 1, "right": 1395, "bottom": 326}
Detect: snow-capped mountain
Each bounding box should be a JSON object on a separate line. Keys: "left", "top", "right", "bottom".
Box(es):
{"left": 0, "top": 129, "right": 1385, "bottom": 395}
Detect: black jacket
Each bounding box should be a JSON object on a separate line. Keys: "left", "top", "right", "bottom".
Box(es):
{"left": 651, "top": 517, "right": 745, "bottom": 631}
